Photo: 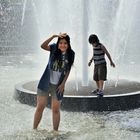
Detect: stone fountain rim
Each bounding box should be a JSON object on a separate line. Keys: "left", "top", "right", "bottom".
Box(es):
{"left": 15, "top": 80, "right": 140, "bottom": 98}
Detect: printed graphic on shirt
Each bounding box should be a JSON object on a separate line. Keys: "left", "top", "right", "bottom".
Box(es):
{"left": 50, "top": 54, "right": 68, "bottom": 72}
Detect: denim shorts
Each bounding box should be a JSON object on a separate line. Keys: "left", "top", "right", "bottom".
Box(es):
{"left": 37, "top": 83, "right": 63, "bottom": 101}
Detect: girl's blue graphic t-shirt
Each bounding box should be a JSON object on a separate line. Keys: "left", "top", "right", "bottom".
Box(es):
{"left": 49, "top": 44, "right": 68, "bottom": 85}
{"left": 38, "top": 43, "right": 69, "bottom": 91}
{"left": 37, "top": 43, "right": 75, "bottom": 100}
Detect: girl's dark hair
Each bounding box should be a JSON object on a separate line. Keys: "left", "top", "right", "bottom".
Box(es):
{"left": 53, "top": 35, "right": 75, "bottom": 68}
{"left": 88, "top": 34, "right": 100, "bottom": 44}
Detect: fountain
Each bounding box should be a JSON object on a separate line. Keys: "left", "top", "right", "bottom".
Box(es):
{"left": 14, "top": 0, "right": 140, "bottom": 112}
{"left": 1, "top": 0, "right": 140, "bottom": 139}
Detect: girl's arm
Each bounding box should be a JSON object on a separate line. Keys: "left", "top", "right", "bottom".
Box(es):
{"left": 41, "top": 33, "right": 67, "bottom": 51}
{"left": 61, "top": 71, "right": 70, "bottom": 85}
{"left": 41, "top": 35, "right": 59, "bottom": 51}
{"left": 57, "top": 71, "right": 70, "bottom": 93}
{"left": 101, "top": 45, "right": 115, "bottom": 67}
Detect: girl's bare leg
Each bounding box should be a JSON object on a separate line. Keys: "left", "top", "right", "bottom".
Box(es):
{"left": 33, "top": 96, "right": 48, "bottom": 129}
{"left": 51, "top": 97, "right": 61, "bottom": 131}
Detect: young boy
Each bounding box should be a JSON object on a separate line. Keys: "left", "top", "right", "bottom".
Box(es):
{"left": 88, "top": 34, "right": 115, "bottom": 97}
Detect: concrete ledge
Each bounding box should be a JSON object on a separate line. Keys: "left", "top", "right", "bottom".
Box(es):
{"left": 14, "top": 80, "right": 140, "bottom": 112}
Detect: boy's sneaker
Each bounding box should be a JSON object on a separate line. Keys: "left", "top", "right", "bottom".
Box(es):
{"left": 97, "top": 90, "right": 104, "bottom": 97}
{"left": 91, "top": 89, "right": 99, "bottom": 95}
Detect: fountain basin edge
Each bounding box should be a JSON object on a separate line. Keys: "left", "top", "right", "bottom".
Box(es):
{"left": 14, "top": 80, "right": 140, "bottom": 112}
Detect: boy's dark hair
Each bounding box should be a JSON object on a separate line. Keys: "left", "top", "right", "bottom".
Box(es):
{"left": 54, "top": 35, "right": 75, "bottom": 68}
{"left": 88, "top": 34, "right": 100, "bottom": 44}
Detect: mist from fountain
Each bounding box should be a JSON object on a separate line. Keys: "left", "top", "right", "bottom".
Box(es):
{"left": 0, "top": 0, "right": 140, "bottom": 139}
{"left": 32, "top": 0, "right": 140, "bottom": 89}
{"left": 21, "top": 0, "right": 27, "bottom": 26}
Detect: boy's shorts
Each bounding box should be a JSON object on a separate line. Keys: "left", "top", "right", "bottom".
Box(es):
{"left": 94, "top": 63, "right": 107, "bottom": 81}
{"left": 37, "top": 83, "right": 63, "bottom": 101}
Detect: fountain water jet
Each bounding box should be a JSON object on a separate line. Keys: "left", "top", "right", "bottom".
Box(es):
{"left": 14, "top": 0, "right": 140, "bottom": 111}
{"left": 21, "top": 0, "right": 27, "bottom": 26}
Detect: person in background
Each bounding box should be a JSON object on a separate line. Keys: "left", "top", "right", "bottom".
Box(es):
{"left": 33, "top": 33, "right": 75, "bottom": 131}
{"left": 88, "top": 34, "right": 115, "bottom": 97}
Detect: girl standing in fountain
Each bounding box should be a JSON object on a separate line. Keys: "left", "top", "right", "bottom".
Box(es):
{"left": 88, "top": 34, "right": 115, "bottom": 97}
{"left": 33, "top": 33, "right": 75, "bottom": 131}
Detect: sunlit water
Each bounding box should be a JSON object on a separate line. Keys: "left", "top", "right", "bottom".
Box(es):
{"left": 0, "top": 54, "right": 140, "bottom": 140}
{"left": 1, "top": 0, "right": 140, "bottom": 139}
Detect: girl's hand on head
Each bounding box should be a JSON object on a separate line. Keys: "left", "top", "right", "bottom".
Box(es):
{"left": 52, "top": 33, "right": 67, "bottom": 38}
{"left": 59, "top": 33, "right": 67, "bottom": 38}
